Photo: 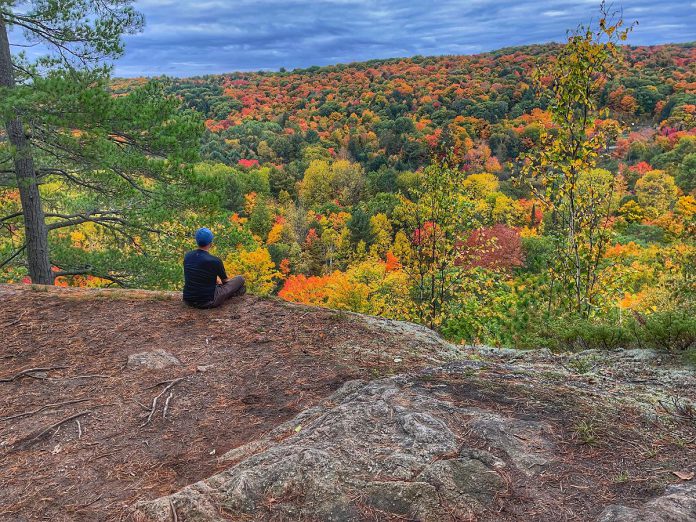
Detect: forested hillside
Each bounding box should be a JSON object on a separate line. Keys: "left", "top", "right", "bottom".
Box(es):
{"left": 3, "top": 40, "right": 695, "bottom": 350}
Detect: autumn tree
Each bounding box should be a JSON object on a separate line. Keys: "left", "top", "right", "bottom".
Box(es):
{"left": 369, "top": 212, "right": 393, "bottom": 259}
{"left": 457, "top": 224, "right": 524, "bottom": 271}
{"left": 299, "top": 160, "right": 332, "bottom": 207}
{"left": 397, "top": 153, "right": 476, "bottom": 328}
{"left": 224, "top": 247, "right": 281, "bottom": 296}
{"left": 635, "top": 170, "right": 679, "bottom": 217}
{"left": 519, "top": 4, "right": 633, "bottom": 316}
{"left": 299, "top": 159, "right": 366, "bottom": 208}
{"left": 0, "top": 1, "right": 201, "bottom": 284}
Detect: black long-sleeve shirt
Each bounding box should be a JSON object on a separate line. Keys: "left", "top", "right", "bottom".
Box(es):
{"left": 183, "top": 249, "right": 227, "bottom": 305}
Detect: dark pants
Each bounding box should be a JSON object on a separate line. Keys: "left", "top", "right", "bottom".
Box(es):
{"left": 188, "top": 276, "right": 246, "bottom": 309}
{"left": 211, "top": 276, "right": 246, "bottom": 307}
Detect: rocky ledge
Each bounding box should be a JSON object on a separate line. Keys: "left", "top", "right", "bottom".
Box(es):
{"left": 136, "top": 344, "right": 696, "bottom": 521}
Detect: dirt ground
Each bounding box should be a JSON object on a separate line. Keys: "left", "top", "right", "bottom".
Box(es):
{"left": 0, "top": 284, "right": 443, "bottom": 522}
{"left": 1, "top": 284, "right": 694, "bottom": 522}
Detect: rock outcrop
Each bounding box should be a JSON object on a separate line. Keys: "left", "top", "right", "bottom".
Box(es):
{"left": 137, "top": 345, "right": 696, "bottom": 521}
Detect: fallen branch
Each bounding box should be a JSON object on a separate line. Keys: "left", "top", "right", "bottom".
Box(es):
{"left": 162, "top": 392, "right": 173, "bottom": 419}
{"left": 145, "top": 377, "right": 185, "bottom": 390}
{"left": 2, "top": 310, "right": 28, "bottom": 328}
{"left": 169, "top": 498, "right": 178, "bottom": 522}
{"left": 141, "top": 378, "right": 185, "bottom": 427}
{"left": 0, "top": 366, "right": 67, "bottom": 383}
{"left": 19, "top": 410, "right": 92, "bottom": 449}
{"left": 0, "top": 398, "right": 91, "bottom": 422}
{"left": 57, "top": 374, "right": 109, "bottom": 381}
{"left": 131, "top": 399, "right": 150, "bottom": 411}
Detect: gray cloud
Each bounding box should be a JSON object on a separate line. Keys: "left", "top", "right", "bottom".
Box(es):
{"left": 10, "top": 0, "right": 696, "bottom": 76}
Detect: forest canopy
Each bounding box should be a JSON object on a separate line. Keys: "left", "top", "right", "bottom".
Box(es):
{"left": 2, "top": 7, "right": 695, "bottom": 352}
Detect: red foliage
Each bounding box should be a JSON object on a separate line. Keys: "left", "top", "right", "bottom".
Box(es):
{"left": 412, "top": 221, "right": 441, "bottom": 246}
{"left": 279, "top": 258, "right": 291, "bottom": 276}
{"left": 629, "top": 161, "right": 652, "bottom": 175}
{"left": 304, "top": 228, "right": 320, "bottom": 246}
{"left": 518, "top": 199, "right": 543, "bottom": 226}
{"left": 385, "top": 251, "right": 401, "bottom": 271}
{"left": 237, "top": 159, "right": 260, "bottom": 168}
{"left": 456, "top": 224, "right": 524, "bottom": 271}
{"left": 278, "top": 273, "right": 331, "bottom": 303}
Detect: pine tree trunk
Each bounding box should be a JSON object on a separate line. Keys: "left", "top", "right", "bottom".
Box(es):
{"left": 0, "top": 17, "right": 53, "bottom": 284}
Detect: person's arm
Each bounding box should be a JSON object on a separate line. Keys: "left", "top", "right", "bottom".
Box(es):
{"left": 216, "top": 257, "right": 229, "bottom": 283}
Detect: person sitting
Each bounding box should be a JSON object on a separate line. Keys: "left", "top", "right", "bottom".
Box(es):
{"left": 183, "top": 227, "right": 246, "bottom": 309}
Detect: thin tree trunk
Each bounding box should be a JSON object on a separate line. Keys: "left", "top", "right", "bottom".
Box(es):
{"left": 0, "top": 18, "right": 52, "bottom": 284}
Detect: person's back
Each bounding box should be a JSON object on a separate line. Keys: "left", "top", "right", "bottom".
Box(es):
{"left": 183, "top": 249, "right": 226, "bottom": 306}
{"left": 183, "top": 227, "right": 246, "bottom": 309}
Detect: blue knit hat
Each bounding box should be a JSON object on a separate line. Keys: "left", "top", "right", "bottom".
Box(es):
{"left": 195, "top": 227, "right": 214, "bottom": 247}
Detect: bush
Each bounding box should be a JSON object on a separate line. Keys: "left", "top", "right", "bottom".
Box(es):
{"left": 521, "top": 236, "right": 555, "bottom": 274}
{"left": 519, "top": 310, "right": 696, "bottom": 354}
{"left": 633, "top": 311, "right": 696, "bottom": 352}
{"left": 522, "top": 317, "right": 630, "bottom": 352}
{"left": 565, "top": 321, "right": 632, "bottom": 351}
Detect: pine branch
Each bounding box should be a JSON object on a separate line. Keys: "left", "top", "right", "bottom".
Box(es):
{"left": 0, "top": 244, "right": 26, "bottom": 270}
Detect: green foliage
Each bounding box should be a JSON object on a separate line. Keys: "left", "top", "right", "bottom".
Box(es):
{"left": 521, "top": 236, "right": 555, "bottom": 274}
{"left": 676, "top": 153, "right": 696, "bottom": 194}
{"left": 347, "top": 207, "right": 373, "bottom": 246}
{"left": 514, "top": 310, "right": 696, "bottom": 353}
{"left": 554, "top": 317, "right": 632, "bottom": 351}
{"left": 573, "top": 419, "right": 598, "bottom": 445}
{"left": 249, "top": 197, "right": 273, "bottom": 240}
{"left": 1, "top": 5, "right": 693, "bottom": 361}
{"left": 617, "top": 224, "right": 666, "bottom": 245}
{"left": 634, "top": 311, "right": 696, "bottom": 352}
{"left": 518, "top": 6, "right": 633, "bottom": 317}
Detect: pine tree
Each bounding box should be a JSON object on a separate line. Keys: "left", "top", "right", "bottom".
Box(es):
{"left": 0, "top": 1, "right": 202, "bottom": 284}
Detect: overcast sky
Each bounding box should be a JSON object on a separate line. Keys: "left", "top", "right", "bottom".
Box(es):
{"left": 13, "top": 0, "right": 696, "bottom": 77}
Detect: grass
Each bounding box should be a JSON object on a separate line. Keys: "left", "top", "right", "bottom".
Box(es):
{"left": 642, "top": 446, "right": 659, "bottom": 459}
{"left": 567, "top": 355, "right": 599, "bottom": 375}
{"left": 683, "top": 348, "right": 696, "bottom": 367}
{"left": 573, "top": 419, "right": 598, "bottom": 445}
{"left": 613, "top": 470, "right": 631, "bottom": 484}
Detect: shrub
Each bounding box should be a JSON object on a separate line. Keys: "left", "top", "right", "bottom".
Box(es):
{"left": 568, "top": 322, "right": 632, "bottom": 351}
{"left": 518, "top": 315, "right": 631, "bottom": 353}
{"left": 632, "top": 311, "right": 696, "bottom": 352}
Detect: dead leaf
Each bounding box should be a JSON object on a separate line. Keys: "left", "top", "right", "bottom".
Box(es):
{"left": 673, "top": 471, "right": 694, "bottom": 481}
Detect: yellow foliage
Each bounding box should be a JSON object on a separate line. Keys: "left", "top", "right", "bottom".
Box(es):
{"left": 635, "top": 170, "right": 679, "bottom": 217}
{"left": 619, "top": 200, "right": 645, "bottom": 223}
{"left": 266, "top": 222, "right": 284, "bottom": 245}
{"left": 70, "top": 230, "right": 86, "bottom": 247}
{"left": 224, "top": 247, "right": 281, "bottom": 296}
{"left": 462, "top": 173, "right": 499, "bottom": 198}
{"left": 244, "top": 192, "right": 258, "bottom": 215}
{"left": 675, "top": 195, "right": 696, "bottom": 220}
{"left": 369, "top": 213, "right": 393, "bottom": 259}
{"left": 618, "top": 291, "right": 648, "bottom": 310}
{"left": 519, "top": 226, "right": 538, "bottom": 238}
